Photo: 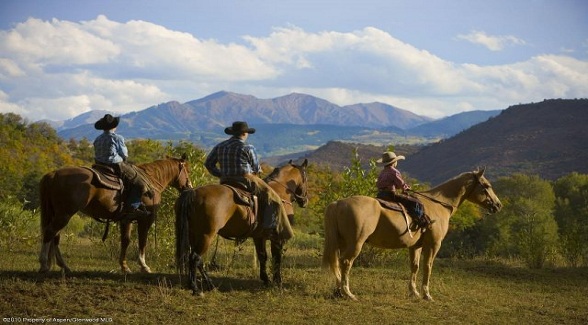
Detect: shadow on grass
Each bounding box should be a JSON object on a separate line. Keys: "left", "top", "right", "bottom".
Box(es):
{"left": 0, "top": 269, "right": 291, "bottom": 294}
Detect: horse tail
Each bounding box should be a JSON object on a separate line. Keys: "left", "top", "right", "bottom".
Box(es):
{"left": 39, "top": 173, "right": 54, "bottom": 233}
{"left": 322, "top": 200, "right": 341, "bottom": 280}
{"left": 39, "top": 172, "right": 56, "bottom": 269}
{"left": 175, "top": 189, "right": 194, "bottom": 274}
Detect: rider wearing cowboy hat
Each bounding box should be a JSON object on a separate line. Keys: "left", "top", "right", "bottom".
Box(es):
{"left": 375, "top": 151, "right": 431, "bottom": 228}
{"left": 204, "top": 121, "right": 292, "bottom": 240}
{"left": 93, "top": 114, "right": 152, "bottom": 220}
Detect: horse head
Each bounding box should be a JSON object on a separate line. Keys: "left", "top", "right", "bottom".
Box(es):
{"left": 168, "top": 153, "right": 193, "bottom": 191}
{"left": 290, "top": 159, "right": 309, "bottom": 208}
{"left": 265, "top": 159, "right": 309, "bottom": 208}
{"left": 471, "top": 167, "right": 502, "bottom": 213}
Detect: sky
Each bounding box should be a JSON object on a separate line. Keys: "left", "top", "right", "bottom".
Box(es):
{"left": 0, "top": 0, "right": 587, "bottom": 122}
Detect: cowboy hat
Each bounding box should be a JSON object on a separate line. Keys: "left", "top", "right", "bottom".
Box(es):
{"left": 224, "top": 121, "right": 256, "bottom": 135}
{"left": 376, "top": 151, "right": 405, "bottom": 166}
{"left": 94, "top": 114, "right": 120, "bottom": 130}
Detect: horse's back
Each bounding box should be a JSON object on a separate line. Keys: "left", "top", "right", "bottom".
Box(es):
{"left": 180, "top": 184, "right": 242, "bottom": 229}
{"left": 326, "top": 196, "right": 381, "bottom": 235}
{"left": 49, "top": 166, "right": 94, "bottom": 186}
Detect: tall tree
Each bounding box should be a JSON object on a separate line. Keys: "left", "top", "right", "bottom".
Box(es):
{"left": 553, "top": 173, "right": 588, "bottom": 266}
{"left": 480, "top": 174, "right": 559, "bottom": 268}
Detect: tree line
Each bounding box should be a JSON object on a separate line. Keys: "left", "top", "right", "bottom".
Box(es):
{"left": 1, "top": 113, "right": 587, "bottom": 268}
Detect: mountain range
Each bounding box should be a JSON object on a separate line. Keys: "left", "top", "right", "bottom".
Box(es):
{"left": 55, "top": 91, "right": 500, "bottom": 156}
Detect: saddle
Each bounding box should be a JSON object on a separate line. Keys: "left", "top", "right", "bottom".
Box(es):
{"left": 221, "top": 184, "right": 259, "bottom": 230}
{"left": 376, "top": 197, "right": 432, "bottom": 235}
{"left": 376, "top": 198, "right": 404, "bottom": 213}
{"left": 83, "top": 164, "right": 123, "bottom": 190}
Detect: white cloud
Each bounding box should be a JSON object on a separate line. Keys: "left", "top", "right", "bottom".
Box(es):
{"left": 456, "top": 30, "right": 526, "bottom": 51}
{"left": 0, "top": 16, "right": 586, "bottom": 122}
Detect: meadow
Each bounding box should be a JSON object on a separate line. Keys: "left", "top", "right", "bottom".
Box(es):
{"left": 1, "top": 230, "right": 587, "bottom": 325}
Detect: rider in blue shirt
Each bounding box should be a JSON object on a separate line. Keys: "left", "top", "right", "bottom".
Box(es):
{"left": 93, "top": 114, "right": 152, "bottom": 220}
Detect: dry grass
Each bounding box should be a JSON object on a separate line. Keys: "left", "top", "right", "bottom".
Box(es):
{"left": 1, "top": 235, "right": 587, "bottom": 325}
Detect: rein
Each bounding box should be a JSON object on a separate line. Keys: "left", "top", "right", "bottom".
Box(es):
{"left": 409, "top": 173, "right": 483, "bottom": 214}
{"left": 410, "top": 190, "right": 457, "bottom": 214}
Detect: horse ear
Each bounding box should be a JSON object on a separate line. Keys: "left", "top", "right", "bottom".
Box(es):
{"left": 181, "top": 153, "right": 188, "bottom": 161}
{"left": 288, "top": 159, "right": 293, "bottom": 165}
{"left": 302, "top": 158, "right": 308, "bottom": 167}
{"left": 476, "top": 166, "right": 486, "bottom": 176}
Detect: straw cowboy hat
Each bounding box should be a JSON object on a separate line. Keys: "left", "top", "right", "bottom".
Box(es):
{"left": 94, "top": 114, "right": 120, "bottom": 130}
{"left": 376, "top": 151, "right": 405, "bottom": 166}
{"left": 225, "top": 121, "right": 256, "bottom": 135}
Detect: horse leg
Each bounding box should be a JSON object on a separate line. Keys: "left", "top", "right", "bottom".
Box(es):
{"left": 136, "top": 217, "right": 155, "bottom": 273}
{"left": 408, "top": 246, "right": 422, "bottom": 298}
{"left": 39, "top": 240, "right": 52, "bottom": 273}
{"left": 339, "top": 244, "right": 362, "bottom": 301}
{"left": 119, "top": 221, "right": 133, "bottom": 273}
{"left": 189, "top": 251, "right": 214, "bottom": 295}
{"left": 270, "top": 238, "right": 285, "bottom": 286}
{"left": 39, "top": 213, "right": 71, "bottom": 273}
{"left": 52, "top": 234, "right": 71, "bottom": 273}
{"left": 253, "top": 238, "right": 270, "bottom": 285}
{"left": 421, "top": 243, "right": 441, "bottom": 301}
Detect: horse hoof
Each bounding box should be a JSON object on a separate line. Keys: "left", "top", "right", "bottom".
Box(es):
{"left": 141, "top": 267, "right": 152, "bottom": 274}
{"left": 331, "top": 288, "right": 344, "bottom": 299}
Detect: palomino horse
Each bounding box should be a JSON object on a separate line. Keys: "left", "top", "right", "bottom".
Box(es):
{"left": 175, "top": 159, "right": 309, "bottom": 295}
{"left": 323, "top": 168, "right": 502, "bottom": 301}
{"left": 39, "top": 155, "right": 192, "bottom": 274}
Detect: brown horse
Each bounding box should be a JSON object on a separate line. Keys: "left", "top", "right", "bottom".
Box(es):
{"left": 39, "top": 155, "right": 192, "bottom": 274}
{"left": 323, "top": 168, "right": 502, "bottom": 301}
{"left": 175, "top": 159, "right": 309, "bottom": 295}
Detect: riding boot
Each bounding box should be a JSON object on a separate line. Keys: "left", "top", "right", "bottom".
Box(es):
{"left": 418, "top": 214, "right": 435, "bottom": 229}
{"left": 120, "top": 187, "right": 151, "bottom": 222}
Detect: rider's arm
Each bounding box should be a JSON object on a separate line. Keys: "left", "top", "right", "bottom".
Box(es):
{"left": 113, "top": 134, "right": 129, "bottom": 162}
{"left": 247, "top": 145, "right": 261, "bottom": 175}
{"left": 204, "top": 146, "right": 222, "bottom": 177}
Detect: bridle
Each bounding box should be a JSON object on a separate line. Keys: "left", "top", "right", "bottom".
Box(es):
{"left": 177, "top": 160, "right": 193, "bottom": 190}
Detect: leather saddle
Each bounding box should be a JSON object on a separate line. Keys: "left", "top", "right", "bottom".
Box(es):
{"left": 221, "top": 184, "right": 258, "bottom": 229}
{"left": 83, "top": 164, "right": 124, "bottom": 191}
{"left": 376, "top": 198, "right": 404, "bottom": 212}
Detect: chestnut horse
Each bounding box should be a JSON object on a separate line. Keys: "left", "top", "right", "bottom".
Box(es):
{"left": 39, "top": 155, "right": 192, "bottom": 274}
{"left": 175, "top": 159, "right": 308, "bottom": 295}
{"left": 323, "top": 168, "right": 502, "bottom": 301}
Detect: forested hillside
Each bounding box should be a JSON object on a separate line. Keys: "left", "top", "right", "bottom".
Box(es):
{"left": 403, "top": 99, "right": 588, "bottom": 184}
{"left": 0, "top": 113, "right": 85, "bottom": 206}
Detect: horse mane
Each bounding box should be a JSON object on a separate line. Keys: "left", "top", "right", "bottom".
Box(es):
{"left": 264, "top": 164, "right": 282, "bottom": 182}
{"left": 423, "top": 171, "right": 476, "bottom": 197}
{"left": 140, "top": 157, "right": 180, "bottom": 175}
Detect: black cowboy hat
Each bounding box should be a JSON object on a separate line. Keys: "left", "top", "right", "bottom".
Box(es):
{"left": 94, "top": 114, "right": 120, "bottom": 130}
{"left": 224, "top": 121, "right": 256, "bottom": 135}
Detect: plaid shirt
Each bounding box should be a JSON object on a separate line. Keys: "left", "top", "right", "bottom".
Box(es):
{"left": 376, "top": 165, "right": 410, "bottom": 192}
{"left": 205, "top": 136, "right": 260, "bottom": 177}
{"left": 93, "top": 131, "right": 128, "bottom": 164}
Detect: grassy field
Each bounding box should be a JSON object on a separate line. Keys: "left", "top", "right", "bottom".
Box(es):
{"left": 1, "top": 232, "right": 587, "bottom": 325}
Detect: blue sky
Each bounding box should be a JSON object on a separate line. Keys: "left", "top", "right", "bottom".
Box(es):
{"left": 1, "top": 0, "right": 587, "bottom": 121}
